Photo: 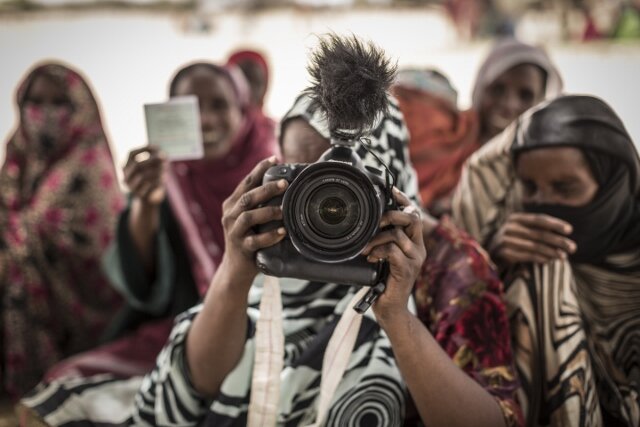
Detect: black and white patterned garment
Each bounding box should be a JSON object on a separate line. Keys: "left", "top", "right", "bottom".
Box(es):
{"left": 20, "top": 93, "right": 421, "bottom": 426}
{"left": 132, "top": 277, "right": 407, "bottom": 426}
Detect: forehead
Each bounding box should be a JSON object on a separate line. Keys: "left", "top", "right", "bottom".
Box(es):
{"left": 26, "top": 73, "right": 66, "bottom": 98}
{"left": 493, "top": 63, "right": 545, "bottom": 88}
{"left": 516, "top": 146, "right": 590, "bottom": 178}
{"left": 174, "top": 68, "right": 235, "bottom": 98}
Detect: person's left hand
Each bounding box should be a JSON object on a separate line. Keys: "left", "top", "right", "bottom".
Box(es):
{"left": 362, "top": 187, "right": 426, "bottom": 325}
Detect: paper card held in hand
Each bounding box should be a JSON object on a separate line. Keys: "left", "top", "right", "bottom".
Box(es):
{"left": 144, "top": 95, "right": 204, "bottom": 161}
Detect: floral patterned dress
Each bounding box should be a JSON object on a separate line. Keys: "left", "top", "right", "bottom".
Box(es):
{"left": 412, "top": 217, "right": 523, "bottom": 427}
{"left": 0, "top": 63, "right": 124, "bottom": 398}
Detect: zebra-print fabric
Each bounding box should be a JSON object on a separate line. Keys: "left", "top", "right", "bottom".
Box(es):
{"left": 130, "top": 278, "right": 407, "bottom": 426}
{"left": 507, "top": 257, "right": 640, "bottom": 426}
{"left": 451, "top": 122, "right": 520, "bottom": 247}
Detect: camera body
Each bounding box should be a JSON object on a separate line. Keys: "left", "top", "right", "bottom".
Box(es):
{"left": 256, "top": 143, "right": 394, "bottom": 286}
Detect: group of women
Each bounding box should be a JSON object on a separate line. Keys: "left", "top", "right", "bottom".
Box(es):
{"left": 1, "top": 34, "right": 638, "bottom": 427}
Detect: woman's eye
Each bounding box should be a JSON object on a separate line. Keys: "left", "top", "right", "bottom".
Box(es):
{"left": 519, "top": 89, "right": 534, "bottom": 104}
{"left": 488, "top": 84, "right": 505, "bottom": 98}
{"left": 212, "top": 100, "right": 229, "bottom": 110}
{"left": 521, "top": 180, "right": 536, "bottom": 195}
{"left": 53, "top": 97, "right": 71, "bottom": 107}
{"left": 553, "top": 183, "right": 576, "bottom": 197}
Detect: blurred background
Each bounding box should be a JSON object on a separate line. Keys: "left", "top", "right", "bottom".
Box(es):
{"left": 2, "top": 0, "right": 640, "bottom": 170}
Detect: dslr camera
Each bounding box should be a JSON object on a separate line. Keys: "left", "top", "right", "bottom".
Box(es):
{"left": 256, "top": 33, "right": 400, "bottom": 293}
{"left": 256, "top": 141, "right": 395, "bottom": 286}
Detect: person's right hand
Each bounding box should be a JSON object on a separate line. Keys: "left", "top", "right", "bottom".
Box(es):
{"left": 490, "top": 212, "right": 577, "bottom": 265}
{"left": 123, "top": 146, "right": 167, "bottom": 206}
{"left": 219, "top": 156, "right": 289, "bottom": 287}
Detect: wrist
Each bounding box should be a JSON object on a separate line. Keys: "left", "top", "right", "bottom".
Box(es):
{"left": 214, "top": 256, "right": 257, "bottom": 296}
{"left": 375, "top": 307, "right": 413, "bottom": 332}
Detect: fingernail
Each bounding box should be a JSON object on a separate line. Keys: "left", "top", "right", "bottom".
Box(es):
{"left": 278, "top": 179, "right": 288, "bottom": 189}
{"left": 269, "top": 155, "right": 277, "bottom": 163}
{"left": 560, "top": 251, "right": 567, "bottom": 260}
{"left": 277, "top": 227, "right": 286, "bottom": 235}
{"left": 564, "top": 225, "right": 573, "bottom": 234}
{"left": 392, "top": 187, "right": 400, "bottom": 193}
{"left": 568, "top": 242, "right": 577, "bottom": 253}
{"left": 367, "top": 256, "right": 376, "bottom": 263}
{"left": 379, "top": 220, "right": 388, "bottom": 228}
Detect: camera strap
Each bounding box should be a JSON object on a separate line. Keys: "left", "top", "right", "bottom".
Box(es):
{"left": 247, "top": 275, "right": 284, "bottom": 427}
{"left": 247, "top": 275, "right": 368, "bottom": 427}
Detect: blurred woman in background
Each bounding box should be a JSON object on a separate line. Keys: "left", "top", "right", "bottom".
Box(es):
{"left": 395, "top": 38, "right": 562, "bottom": 216}
{"left": 0, "top": 62, "right": 124, "bottom": 399}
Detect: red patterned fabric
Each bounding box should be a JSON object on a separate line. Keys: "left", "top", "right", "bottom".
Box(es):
{"left": 414, "top": 217, "right": 524, "bottom": 427}
{"left": 0, "top": 63, "right": 124, "bottom": 399}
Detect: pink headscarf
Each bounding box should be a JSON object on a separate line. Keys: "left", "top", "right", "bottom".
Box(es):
{"left": 227, "top": 49, "right": 270, "bottom": 108}
{"left": 165, "top": 62, "right": 277, "bottom": 295}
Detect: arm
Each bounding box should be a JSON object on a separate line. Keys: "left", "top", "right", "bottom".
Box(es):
{"left": 185, "top": 156, "right": 287, "bottom": 396}
{"left": 365, "top": 190, "right": 509, "bottom": 427}
{"left": 123, "top": 146, "right": 168, "bottom": 275}
{"left": 380, "top": 311, "right": 506, "bottom": 427}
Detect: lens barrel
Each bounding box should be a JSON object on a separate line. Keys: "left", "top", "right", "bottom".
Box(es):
{"left": 282, "top": 162, "right": 383, "bottom": 263}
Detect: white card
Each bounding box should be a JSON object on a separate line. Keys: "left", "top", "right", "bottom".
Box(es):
{"left": 144, "top": 95, "right": 204, "bottom": 161}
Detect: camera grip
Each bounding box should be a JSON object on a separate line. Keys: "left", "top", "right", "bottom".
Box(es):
{"left": 257, "top": 243, "right": 382, "bottom": 287}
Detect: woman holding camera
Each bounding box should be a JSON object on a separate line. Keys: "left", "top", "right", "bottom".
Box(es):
{"left": 118, "top": 92, "right": 521, "bottom": 427}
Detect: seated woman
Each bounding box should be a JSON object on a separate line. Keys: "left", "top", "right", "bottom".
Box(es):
{"left": 35, "top": 61, "right": 278, "bottom": 383}
{"left": 0, "top": 62, "right": 124, "bottom": 399}
{"left": 455, "top": 95, "right": 640, "bottom": 426}
{"left": 395, "top": 38, "right": 562, "bottom": 216}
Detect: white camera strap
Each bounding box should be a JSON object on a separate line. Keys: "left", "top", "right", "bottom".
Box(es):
{"left": 247, "top": 276, "right": 368, "bottom": 427}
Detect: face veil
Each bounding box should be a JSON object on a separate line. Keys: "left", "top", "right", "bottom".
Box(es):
{"left": 512, "top": 94, "right": 640, "bottom": 264}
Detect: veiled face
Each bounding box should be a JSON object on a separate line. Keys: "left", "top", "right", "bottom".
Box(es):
{"left": 479, "top": 64, "right": 545, "bottom": 141}
{"left": 516, "top": 146, "right": 599, "bottom": 207}
{"left": 24, "top": 74, "right": 71, "bottom": 109}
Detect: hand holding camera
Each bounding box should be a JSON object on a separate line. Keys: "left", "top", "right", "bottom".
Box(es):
{"left": 219, "top": 156, "right": 289, "bottom": 290}
{"left": 364, "top": 188, "right": 426, "bottom": 324}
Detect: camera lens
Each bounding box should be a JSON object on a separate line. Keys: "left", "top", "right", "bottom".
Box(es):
{"left": 307, "top": 185, "right": 360, "bottom": 238}
{"left": 319, "top": 197, "right": 347, "bottom": 225}
{"left": 282, "top": 162, "right": 384, "bottom": 263}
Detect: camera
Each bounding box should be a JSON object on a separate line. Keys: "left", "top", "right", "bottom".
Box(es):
{"left": 256, "top": 142, "right": 395, "bottom": 286}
